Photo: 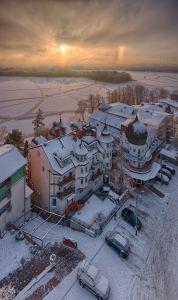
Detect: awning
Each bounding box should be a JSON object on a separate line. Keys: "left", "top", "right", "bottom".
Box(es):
{"left": 124, "top": 162, "right": 161, "bottom": 181}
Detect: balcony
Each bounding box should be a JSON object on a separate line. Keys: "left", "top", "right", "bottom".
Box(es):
{"left": 58, "top": 175, "right": 74, "bottom": 186}
{"left": 92, "top": 169, "right": 102, "bottom": 180}
{"left": 57, "top": 187, "right": 75, "bottom": 199}
{"left": 124, "top": 161, "right": 152, "bottom": 174}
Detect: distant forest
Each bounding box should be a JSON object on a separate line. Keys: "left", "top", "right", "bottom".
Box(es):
{"left": 0, "top": 68, "right": 132, "bottom": 84}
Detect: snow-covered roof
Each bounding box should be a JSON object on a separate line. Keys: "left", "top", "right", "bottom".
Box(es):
{"left": 160, "top": 98, "right": 178, "bottom": 109}
{"left": 160, "top": 148, "right": 178, "bottom": 160}
{"left": 99, "top": 133, "right": 114, "bottom": 144}
{"left": 0, "top": 144, "right": 26, "bottom": 183}
{"left": 31, "top": 136, "right": 47, "bottom": 146}
{"left": 98, "top": 101, "right": 111, "bottom": 111}
{"left": 89, "top": 111, "right": 125, "bottom": 130}
{"left": 75, "top": 143, "right": 88, "bottom": 156}
{"left": 40, "top": 133, "right": 102, "bottom": 175}
{"left": 108, "top": 103, "right": 134, "bottom": 118}
{"left": 82, "top": 135, "right": 96, "bottom": 144}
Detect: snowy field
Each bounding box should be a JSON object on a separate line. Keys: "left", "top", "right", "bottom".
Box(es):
{"left": 0, "top": 72, "right": 178, "bottom": 135}
{"left": 1, "top": 163, "right": 178, "bottom": 299}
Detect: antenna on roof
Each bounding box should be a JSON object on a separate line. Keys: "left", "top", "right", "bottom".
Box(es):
{"left": 59, "top": 113, "right": 62, "bottom": 124}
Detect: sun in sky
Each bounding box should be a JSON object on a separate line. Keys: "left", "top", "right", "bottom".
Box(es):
{"left": 59, "top": 44, "right": 69, "bottom": 54}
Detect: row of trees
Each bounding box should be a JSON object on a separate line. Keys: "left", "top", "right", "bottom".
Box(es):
{"left": 86, "top": 71, "right": 132, "bottom": 83}
{"left": 107, "top": 85, "right": 170, "bottom": 105}
{"left": 75, "top": 84, "right": 173, "bottom": 121}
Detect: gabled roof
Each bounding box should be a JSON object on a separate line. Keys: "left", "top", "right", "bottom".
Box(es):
{"left": 0, "top": 144, "right": 26, "bottom": 183}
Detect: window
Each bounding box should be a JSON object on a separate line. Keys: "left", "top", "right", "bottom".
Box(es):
{"left": 81, "top": 179, "right": 83, "bottom": 185}
{"left": 42, "top": 166, "right": 45, "bottom": 172}
{"left": 69, "top": 172, "right": 72, "bottom": 177}
{"left": 106, "top": 153, "right": 109, "bottom": 158}
{"left": 81, "top": 167, "right": 83, "bottom": 174}
{"left": 133, "top": 149, "right": 136, "bottom": 152}
{"left": 85, "top": 166, "right": 87, "bottom": 172}
{"left": 85, "top": 178, "right": 87, "bottom": 183}
{"left": 106, "top": 163, "right": 108, "bottom": 167}
{"left": 52, "top": 198, "right": 56, "bottom": 206}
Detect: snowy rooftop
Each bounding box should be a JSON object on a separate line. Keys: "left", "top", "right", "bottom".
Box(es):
{"left": 0, "top": 144, "right": 26, "bottom": 183}
{"left": 31, "top": 135, "right": 47, "bottom": 145}
{"left": 72, "top": 194, "right": 116, "bottom": 227}
{"left": 82, "top": 135, "right": 96, "bottom": 144}
{"left": 160, "top": 98, "right": 178, "bottom": 109}
{"left": 160, "top": 148, "right": 178, "bottom": 160}
{"left": 41, "top": 133, "right": 101, "bottom": 175}
{"left": 89, "top": 111, "right": 125, "bottom": 130}
{"left": 89, "top": 103, "right": 167, "bottom": 132}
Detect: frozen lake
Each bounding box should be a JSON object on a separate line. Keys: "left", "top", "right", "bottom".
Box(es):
{"left": 0, "top": 72, "right": 178, "bottom": 135}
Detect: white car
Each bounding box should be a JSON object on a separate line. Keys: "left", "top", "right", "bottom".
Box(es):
{"left": 77, "top": 259, "right": 110, "bottom": 300}
{"left": 156, "top": 172, "right": 169, "bottom": 185}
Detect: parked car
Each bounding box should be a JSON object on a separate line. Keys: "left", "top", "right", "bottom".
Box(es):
{"left": 121, "top": 208, "right": 142, "bottom": 230}
{"left": 77, "top": 259, "right": 110, "bottom": 300}
{"left": 161, "top": 168, "right": 172, "bottom": 180}
{"left": 156, "top": 173, "right": 169, "bottom": 185}
{"left": 105, "top": 231, "right": 131, "bottom": 258}
{"left": 162, "top": 163, "right": 175, "bottom": 175}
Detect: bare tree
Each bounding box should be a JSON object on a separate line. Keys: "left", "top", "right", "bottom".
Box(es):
{"left": 75, "top": 100, "right": 87, "bottom": 122}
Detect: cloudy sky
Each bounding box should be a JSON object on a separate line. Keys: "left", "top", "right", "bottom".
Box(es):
{"left": 0, "top": 0, "right": 178, "bottom": 67}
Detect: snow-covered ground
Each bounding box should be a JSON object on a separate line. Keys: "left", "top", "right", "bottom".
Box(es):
{"left": 0, "top": 72, "right": 178, "bottom": 135}
{"left": 0, "top": 162, "right": 171, "bottom": 299}
{"left": 0, "top": 231, "right": 31, "bottom": 281}
{"left": 1, "top": 162, "right": 178, "bottom": 299}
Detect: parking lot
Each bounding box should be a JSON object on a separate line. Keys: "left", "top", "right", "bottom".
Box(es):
{"left": 42, "top": 162, "right": 178, "bottom": 300}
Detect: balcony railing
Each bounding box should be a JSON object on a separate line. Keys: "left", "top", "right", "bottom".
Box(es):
{"left": 124, "top": 161, "right": 152, "bottom": 174}
{"left": 57, "top": 187, "right": 75, "bottom": 199}
{"left": 58, "top": 175, "right": 74, "bottom": 186}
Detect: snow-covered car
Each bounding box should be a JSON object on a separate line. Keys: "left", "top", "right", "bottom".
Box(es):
{"left": 161, "top": 168, "right": 172, "bottom": 180}
{"left": 162, "top": 163, "right": 175, "bottom": 175}
{"left": 121, "top": 208, "right": 142, "bottom": 230}
{"left": 156, "top": 173, "right": 169, "bottom": 185}
{"left": 77, "top": 259, "right": 110, "bottom": 300}
{"left": 105, "top": 231, "right": 131, "bottom": 258}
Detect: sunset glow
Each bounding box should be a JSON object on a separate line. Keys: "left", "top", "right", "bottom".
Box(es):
{"left": 0, "top": 0, "right": 177, "bottom": 67}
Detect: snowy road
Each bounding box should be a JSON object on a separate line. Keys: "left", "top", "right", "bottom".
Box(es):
{"left": 130, "top": 179, "right": 178, "bottom": 300}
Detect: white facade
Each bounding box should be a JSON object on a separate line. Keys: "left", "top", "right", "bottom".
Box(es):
{"left": 29, "top": 130, "right": 114, "bottom": 215}
{"left": 0, "top": 145, "right": 32, "bottom": 236}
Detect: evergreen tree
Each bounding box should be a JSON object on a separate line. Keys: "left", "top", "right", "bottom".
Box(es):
{"left": 23, "top": 140, "right": 29, "bottom": 158}
{"left": 32, "top": 109, "right": 45, "bottom": 136}
{"left": 5, "top": 129, "right": 24, "bottom": 149}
